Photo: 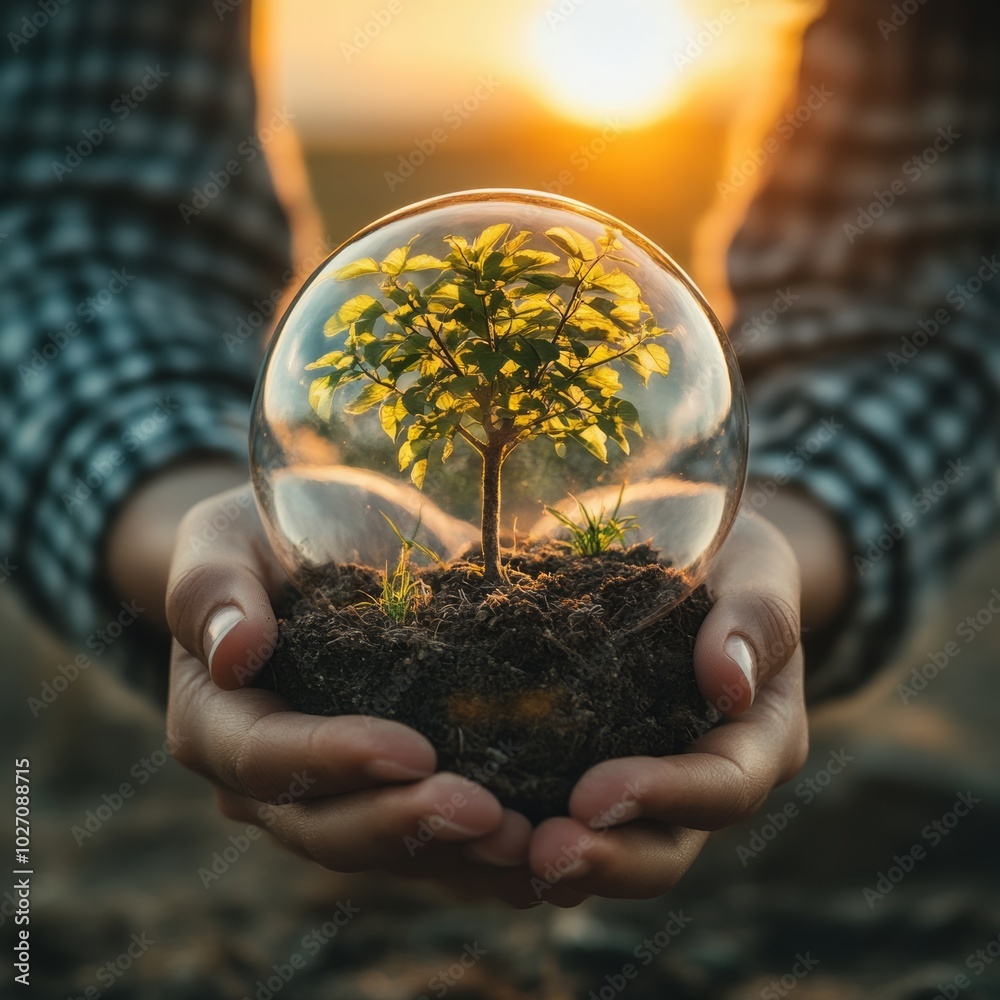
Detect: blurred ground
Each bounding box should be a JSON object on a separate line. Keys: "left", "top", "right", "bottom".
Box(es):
{"left": 3, "top": 532, "right": 999, "bottom": 1000}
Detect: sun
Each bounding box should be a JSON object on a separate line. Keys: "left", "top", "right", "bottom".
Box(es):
{"left": 528, "top": 0, "right": 696, "bottom": 129}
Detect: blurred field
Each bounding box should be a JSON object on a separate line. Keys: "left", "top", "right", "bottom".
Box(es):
{"left": 298, "top": 114, "right": 729, "bottom": 280}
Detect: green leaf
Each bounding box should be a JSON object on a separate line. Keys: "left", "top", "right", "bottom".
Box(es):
{"left": 401, "top": 386, "right": 427, "bottom": 415}
{"left": 523, "top": 338, "right": 561, "bottom": 363}
{"left": 545, "top": 226, "right": 597, "bottom": 261}
{"left": 481, "top": 250, "right": 507, "bottom": 281}
{"left": 521, "top": 272, "right": 567, "bottom": 291}
{"left": 345, "top": 381, "right": 393, "bottom": 415}
{"left": 384, "top": 283, "right": 411, "bottom": 307}
{"left": 615, "top": 398, "right": 641, "bottom": 431}
{"left": 447, "top": 374, "right": 478, "bottom": 396}
{"left": 470, "top": 347, "right": 507, "bottom": 380}
{"left": 333, "top": 258, "right": 380, "bottom": 280}
{"left": 363, "top": 339, "right": 390, "bottom": 366}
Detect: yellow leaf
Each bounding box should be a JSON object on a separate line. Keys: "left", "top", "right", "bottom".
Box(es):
{"left": 410, "top": 459, "right": 427, "bottom": 489}
{"left": 472, "top": 223, "right": 511, "bottom": 257}
{"left": 332, "top": 258, "right": 380, "bottom": 280}
{"left": 308, "top": 376, "right": 335, "bottom": 421}
{"left": 545, "top": 226, "right": 597, "bottom": 261}
{"left": 574, "top": 424, "right": 608, "bottom": 462}
{"left": 379, "top": 401, "right": 398, "bottom": 440}
{"left": 402, "top": 254, "right": 447, "bottom": 272}
{"left": 644, "top": 343, "right": 671, "bottom": 376}
{"left": 592, "top": 269, "right": 640, "bottom": 299}
{"left": 380, "top": 245, "right": 409, "bottom": 277}
{"left": 337, "top": 294, "right": 382, "bottom": 325}
{"left": 345, "top": 381, "right": 391, "bottom": 415}
{"left": 304, "top": 350, "right": 345, "bottom": 371}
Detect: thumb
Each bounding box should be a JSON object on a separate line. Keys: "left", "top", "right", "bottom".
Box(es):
{"left": 693, "top": 513, "right": 801, "bottom": 716}
{"left": 166, "top": 486, "right": 283, "bottom": 690}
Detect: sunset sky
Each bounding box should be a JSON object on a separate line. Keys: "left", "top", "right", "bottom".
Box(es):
{"left": 264, "top": 0, "right": 811, "bottom": 142}
{"left": 256, "top": 0, "right": 817, "bottom": 319}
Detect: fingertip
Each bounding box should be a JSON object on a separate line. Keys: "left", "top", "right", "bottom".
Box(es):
{"left": 463, "top": 809, "right": 533, "bottom": 867}
{"left": 568, "top": 759, "right": 644, "bottom": 827}
{"left": 417, "top": 772, "right": 505, "bottom": 838}
{"left": 360, "top": 719, "right": 438, "bottom": 780}
{"left": 528, "top": 816, "right": 597, "bottom": 882}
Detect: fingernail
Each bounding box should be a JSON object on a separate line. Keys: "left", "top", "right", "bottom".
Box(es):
{"left": 206, "top": 605, "right": 245, "bottom": 678}
{"left": 724, "top": 634, "right": 756, "bottom": 701}
{"left": 463, "top": 843, "right": 521, "bottom": 868}
{"left": 366, "top": 758, "right": 435, "bottom": 782}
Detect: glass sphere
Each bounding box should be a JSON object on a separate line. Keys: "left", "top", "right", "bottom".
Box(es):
{"left": 250, "top": 189, "right": 747, "bottom": 610}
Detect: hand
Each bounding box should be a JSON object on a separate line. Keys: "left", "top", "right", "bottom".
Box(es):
{"left": 165, "top": 480, "right": 588, "bottom": 907}
{"left": 521, "top": 505, "right": 810, "bottom": 900}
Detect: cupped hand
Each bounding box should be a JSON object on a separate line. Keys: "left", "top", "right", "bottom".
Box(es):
{"left": 165, "top": 482, "right": 566, "bottom": 906}
{"left": 521, "top": 505, "right": 808, "bottom": 900}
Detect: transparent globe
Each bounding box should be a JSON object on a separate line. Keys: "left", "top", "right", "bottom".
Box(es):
{"left": 250, "top": 189, "right": 747, "bottom": 610}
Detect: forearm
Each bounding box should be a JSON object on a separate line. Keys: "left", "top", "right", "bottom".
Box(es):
{"left": 757, "top": 491, "right": 853, "bottom": 633}
{"left": 104, "top": 459, "right": 249, "bottom": 632}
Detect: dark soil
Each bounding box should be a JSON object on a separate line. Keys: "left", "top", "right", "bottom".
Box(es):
{"left": 265, "top": 541, "right": 716, "bottom": 822}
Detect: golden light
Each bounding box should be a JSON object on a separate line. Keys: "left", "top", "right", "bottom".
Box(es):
{"left": 527, "top": 0, "right": 697, "bottom": 129}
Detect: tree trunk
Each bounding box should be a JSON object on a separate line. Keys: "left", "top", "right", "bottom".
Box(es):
{"left": 481, "top": 443, "right": 505, "bottom": 584}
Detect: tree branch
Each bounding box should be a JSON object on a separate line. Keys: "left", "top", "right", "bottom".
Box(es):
{"left": 456, "top": 423, "right": 487, "bottom": 455}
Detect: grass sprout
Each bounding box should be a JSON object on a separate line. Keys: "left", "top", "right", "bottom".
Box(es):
{"left": 362, "top": 512, "right": 443, "bottom": 623}
{"left": 544, "top": 485, "right": 638, "bottom": 556}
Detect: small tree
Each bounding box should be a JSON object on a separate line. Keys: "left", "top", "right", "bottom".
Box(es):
{"left": 307, "top": 222, "right": 671, "bottom": 583}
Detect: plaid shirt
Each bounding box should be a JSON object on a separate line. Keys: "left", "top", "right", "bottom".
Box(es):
{"left": 0, "top": 0, "right": 290, "bottom": 652}
{"left": 730, "top": 0, "right": 1000, "bottom": 699}
{"left": 1, "top": 0, "right": 997, "bottom": 699}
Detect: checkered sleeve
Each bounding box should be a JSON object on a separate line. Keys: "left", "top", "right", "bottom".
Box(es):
{"left": 727, "top": 0, "right": 1000, "bottom": 700}
{"left": 0, "top": 1, "right": 291, "bottom": 648}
